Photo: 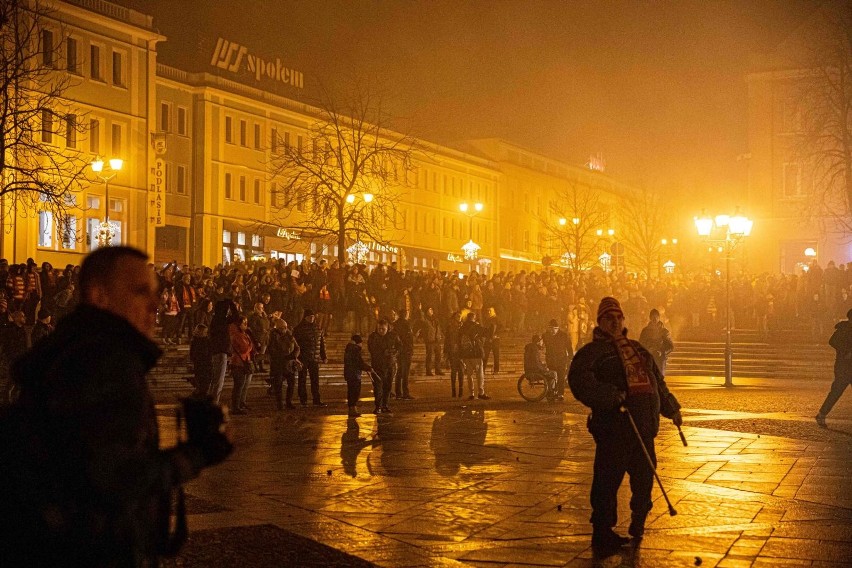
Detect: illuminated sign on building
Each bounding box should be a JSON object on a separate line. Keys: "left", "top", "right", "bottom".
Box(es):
{"left": 210, "top": 37, "right": 304, "bottom": 89}
{"left": 149, "top": 158, "right": 165, "bottom": 227}
{"left": 366, "top": 241, "right": 399, "bottom": 254}
{"left": 276, "top": 228, "right": 300, "bottom": 240}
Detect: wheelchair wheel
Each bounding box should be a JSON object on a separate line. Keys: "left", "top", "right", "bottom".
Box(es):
{"left": 517, "top": 373, "right": 548, "bottom": 402}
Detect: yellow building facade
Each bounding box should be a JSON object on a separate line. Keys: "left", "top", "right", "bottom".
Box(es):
{"left": 5, "top": 0, "right": 635, "bottom": 274}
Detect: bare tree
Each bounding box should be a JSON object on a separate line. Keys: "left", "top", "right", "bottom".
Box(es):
{"left": 268, "top": 87, "right": 418, "bottom": 264}
{"left": 540, "top": 178, "right": 610, "bottom": 274}
{"left": 619, "top": 187, "right": 667, "bottom": 278}
{"left": 0, "top": 0, "right": 89, "bottom": 237}
{"left": 793, "top": 1, "right": 852, "bottom": 235}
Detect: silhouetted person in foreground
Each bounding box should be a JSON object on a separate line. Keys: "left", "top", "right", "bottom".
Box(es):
{"left": 816, "top": 308, "right": 852, "bottom": 428}
{"left": 569, "top": 297, "right": 682, "bottom": 556}
{"left": 0, "top": 246, "right": 232, "bottom": 566}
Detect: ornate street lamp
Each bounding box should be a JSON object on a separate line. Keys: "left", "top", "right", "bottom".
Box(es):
{"left": 694, "top": 209, "right": 753, "bottom": 387}
{"left": 91, "top": 157, "right": 123, "bottom": 247}
{"left": 459, "top": 202, "right": 484, "bottom": 272}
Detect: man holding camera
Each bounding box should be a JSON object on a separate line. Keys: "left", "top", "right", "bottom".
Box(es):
{"left": 0, "top": 246, "right": 232, "bottom": 566}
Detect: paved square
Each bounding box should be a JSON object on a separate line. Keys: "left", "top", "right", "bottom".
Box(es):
{"left": 159, "top": 376, "right": 852, "bottom": 567}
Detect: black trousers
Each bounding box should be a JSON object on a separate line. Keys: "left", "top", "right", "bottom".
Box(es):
{"left": 298, "top": 359, "right": 321, "bottom": 404}
{"left": 345, "top": 374, "right": 361, "bottom": 407}
{"left": 819, "top": 371, "right": 851, "bottom": 416}
{"left": 395, "top": 352, "right": 412, "bottom": 396}
{"left": 483, "top": 338, "right": 500, "bottom": 373}
{"left": 270, "top": 370, "right": 296, "bottom": 408}
{"left": 425, "top": 342, "right": 443, "bottom": 374}
{"left": 373, "top": 362, "right": 396, "bottom": 408}
{"left": 590, "top": 428, "right": 655, "bottom": 528}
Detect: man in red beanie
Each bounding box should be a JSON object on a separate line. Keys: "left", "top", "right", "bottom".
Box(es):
{"left": 568, "top": 296, "right": 682, "bottom": 556}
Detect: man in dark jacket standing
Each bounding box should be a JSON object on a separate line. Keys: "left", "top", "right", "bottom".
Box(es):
{"left": 638, "top": 309, "right": 674, "bottom": 376}
{"left": 293, "top": 309, "right": 327, "bottom": 407}
{"left": 542, "top": 318, "right": 572, "bottom": 401}
{"left": 816, "top": 308, "right": 852, "bottom": 427}
{"left": 368, "top": 319, "right": 401, "bottom": 413}
{"left": 568, "top": 297, "right": 682, "bottom": 555}
{"left": 418, "top": 306, "right": 444, "bottom": 376}
{"left": 391, "top": 308, "right": 415, "bottom": 399}
{"left": 0, "top": 246, "right": 231, "bottom": 566}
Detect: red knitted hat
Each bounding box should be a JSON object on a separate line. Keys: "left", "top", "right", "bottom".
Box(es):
{"left": 596, "top": 296, "right": 624, "bottom": 322}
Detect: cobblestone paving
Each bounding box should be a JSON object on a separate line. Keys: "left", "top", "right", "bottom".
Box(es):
{"left": 158, "top": 375, "right": 852, "bottom": 567}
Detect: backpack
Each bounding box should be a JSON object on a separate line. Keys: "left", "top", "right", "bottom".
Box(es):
{"left": 459, "top": 328, "right": 483, "bottom": 359}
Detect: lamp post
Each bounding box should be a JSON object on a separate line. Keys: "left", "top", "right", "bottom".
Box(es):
{"left": 90, "top": 157, "right": 123, "bottom": 247}
{"left": 694, "top": 211, "right": 753, "bottom": 387}
{"left": 344, "top": 192, "right": 375, "bottom": 264}
{"left": 659, "top": 237, "right": 678, "bottom": 277}
{"left": 460, "top": 201, "right": 483, "bottom": 273}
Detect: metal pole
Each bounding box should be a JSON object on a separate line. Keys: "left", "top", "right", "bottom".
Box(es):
{"left": 725, "top": 239, "right": 733, "bottom": 387}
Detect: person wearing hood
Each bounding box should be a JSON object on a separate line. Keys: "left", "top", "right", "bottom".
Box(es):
{"left": 0, "top": 246, "right": 231, "bottom": 566}
{"left": 638, "top": 309, "right": 674, "bottom": 375}
{"left": 816, "top": 308, "right": 852, "bottom": 427}
{"left": 568, "top": 296, "right": 682, "bottom": 556}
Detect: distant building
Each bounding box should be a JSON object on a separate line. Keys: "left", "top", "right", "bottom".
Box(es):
{"left": 746, "top": 2, "right": 851, "bottom": 273}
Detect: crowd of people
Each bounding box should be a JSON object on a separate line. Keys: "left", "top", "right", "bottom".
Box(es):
{"left": 0, "top": 254, "right": 847, "bottom": 406}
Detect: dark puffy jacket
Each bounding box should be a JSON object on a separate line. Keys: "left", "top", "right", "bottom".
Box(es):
{"left": 542, "top": 329, "right": 572, "bottom": 369}
{"left": 293, "top": 319, "right": 326, "bottom": 363}
{"left": 458, "top": 320, "right": 485, "bottom": 359}
{"left": 344, "top": 342, "right": 370, "bottom": 380}
{"left": 368, "top": 330, "right": 401, "bottom": 370}
{"left": 568, "top": 327, "right": 680, "bottom": 440}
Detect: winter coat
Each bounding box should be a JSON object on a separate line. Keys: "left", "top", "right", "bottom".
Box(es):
{"left": 392, "top": 317, "right": 414, "bottom": 355}
{"left": 268, "top": 328, "right": 299, "bottom": 376}
{"left": 293, "top": 319, "right": 326, "bottom": 363}
{"left": 344, "top": 342, "right": 371, "bottom": 381}
{"left": 542, "top": 329, "right": 573, "bottom": 369}
{"left": 228, "top": 324, "right": 254, "bottom": 369}
{"left": 458, "top": 320, "right": 485, "bottom": 359}
{"left": 524, "top": 343, "right": 549, "bottom": 375}
{"left": 829, "top": 320, "right": 852, "bottom": 376}
{"left": 568, "top": 327, "right": 680, "bottom": 441}
{"left": 368, "top": 330, "right": 401, "bottom": 370}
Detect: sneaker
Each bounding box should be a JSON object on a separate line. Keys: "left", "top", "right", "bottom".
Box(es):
{"left": 402, "top": 394, "right": 415, "bottom": 400}
{"left": 815, "top": 414, "right": 827, "bottom": 428}
{"left": 381, "top": 406, "right": 392, "bottom": 413}
{"left": 374, "top": 407, "right": 382, "bottom": 414}
{"left": 313, "top": 402, "right": 328, "bottom": 408}
{"left": 348, "top": 408, "right": 362, "bottom": 418}
{"left": 478, "top": 394, "right": 491, "bottom": 400}
{"left": 468, "top": 395, "right": 476, "bottom": 401}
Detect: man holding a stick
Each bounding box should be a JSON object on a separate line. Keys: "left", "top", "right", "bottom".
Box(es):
{"left": 568, "top": 297, "right": 682, "bottom": 555}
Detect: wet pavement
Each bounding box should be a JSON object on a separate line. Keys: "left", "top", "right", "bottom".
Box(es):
{"left": 159, "top": 375, "right": 852, "bottom": 567}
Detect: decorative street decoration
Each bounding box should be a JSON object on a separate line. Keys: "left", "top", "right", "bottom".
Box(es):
{"left": 462, "top": 239, "right": 480, "bottom": 260}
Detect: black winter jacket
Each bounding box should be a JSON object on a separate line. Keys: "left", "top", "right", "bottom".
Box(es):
{"left": 568, "top": 327, "right": 680, "bottom": 440}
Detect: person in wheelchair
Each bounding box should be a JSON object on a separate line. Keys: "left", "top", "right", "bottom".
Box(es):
{"left": 524, "top": 334, "right": 559, "bottom": 400}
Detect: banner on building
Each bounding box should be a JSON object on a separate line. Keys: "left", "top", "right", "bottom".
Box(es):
{"left": 149, "top": 158, "right": 166, "bottom": 228}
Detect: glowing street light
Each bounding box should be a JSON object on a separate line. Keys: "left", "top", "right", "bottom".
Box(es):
{"left": 90, "top": 157, "right": 123, "bottom": 247}
{"left": 694, "top": 209, "right": 754, "bottom": 388}
{"left": 459, "top": 202, "right": 484, "bottom": 270}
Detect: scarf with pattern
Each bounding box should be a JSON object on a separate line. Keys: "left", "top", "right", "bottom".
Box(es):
{"left": 595, "top": 327, "right": 654, "bottom": 395}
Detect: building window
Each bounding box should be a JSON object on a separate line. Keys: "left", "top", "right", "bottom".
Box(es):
{"left": 224, "top": 173, "right": 232, "bottom": 199}
{"left": 284, "top": 132, "right": 290, "bottom": 150}
{"left": 254, "top": 123, "right": 261, "bottom": 148}
{"left": 253, "top": 179, "right": 261, "bottom": 204}
{"left": 222, "top": 230, "right": 231, "bottom": 244}
{"left": 271, "top": 128, "right": 278, "bottom": 152}
{"left": 112, "top": 50, "right": 125, "bottom": 87}
{"left": 86, "top": 196, "right": 100, "bottom": 209}
{"left": 176, "top": 165, "right": 186, "bottom": 194}
{"left": 60, "top": 217, "right": 77, "bottom": 250}
{"left": 90, "top": 44, "right": 102, "bottom": 80}
{"left": 42, "top": 29, "right": 54, "bottom": 68}
{"left": 38, "top": 211, "right": 53, "bottom": 247}
{"left": 177, "top": 107, "right": 187, "bottom": 136}
{"left": 66, "top": 37, "right": 79, "bottom": 74}
{"left": 252, "top": 234, "right": 261, "bottom": 248}
{"left": 65, "top": 114, "right": 76, "bottom": 148}
{"left": 164, "top": 163, "right": 172, "bottom": 193}
{"left": 42, "top": 110, "right": 54, "bottom": 144}
{"left": 239, "top": 120, "right": 247, "bottom": 146}
{"left": 783, "top": 163, "right": 802, "bottom": 197}
{"left": 225, "top": 116, "right": 233, "bottom": 143}
{"left": 111, "top": 123, "right": 122, "bottom": 155}
{"left": 239, "top": 176, "right": 246, "bottom": 201}
{"left": 237, "top": 232, "right": 246, "bottom": 246}
{"left": 160, "top": 102, "right": 170, "bottom": 132}
{"left": 89, "top": 118, "right": 100, "bottom": 154}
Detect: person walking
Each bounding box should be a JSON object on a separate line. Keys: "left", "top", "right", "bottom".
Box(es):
{"left": 459, "top": 312, "right": 489, "bottom": 400}
{"left": 568, "top": 296, "right": 682, "bottom": 555}
{"left": 638, "top": 309, "right": 674, "bottom": 375}
{"left": 293, "top": 309, "right": 327, "bottom": 407}
{"left": 343, "top": 334, "right": 372, "bottom": 417}
{"left": 0, "top": 246, "right": 231, "bottom": 566}
{"left": 816, "top": 308, "right": 852, "bottom": 427}
{"left": 207, "top": 299, "right": 238, "bottom": 404}
{"left": 542, "top": 318, "right": 572, "bottom": 401}
{"left": 368, "top": 319, "right": 401, "bottom": 414}
{"left": 445, "top": 312, "right": 464, "bottom": 398}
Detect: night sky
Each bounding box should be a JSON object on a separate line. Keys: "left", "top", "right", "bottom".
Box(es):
{"left": 125, "top": 0, "right": 818, "bottom": 203}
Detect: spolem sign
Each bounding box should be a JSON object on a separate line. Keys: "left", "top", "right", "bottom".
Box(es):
{"left": 210, "top": 37, "right": 304, "bottom": 89}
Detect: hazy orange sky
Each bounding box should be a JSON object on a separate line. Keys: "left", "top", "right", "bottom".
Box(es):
{"left": 125, "top": 0, "right": 818, "bottom": 202}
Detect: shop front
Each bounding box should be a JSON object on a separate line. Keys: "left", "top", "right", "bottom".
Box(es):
{"left": 221, "top": 222, "right": 265, "bottom": 264}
